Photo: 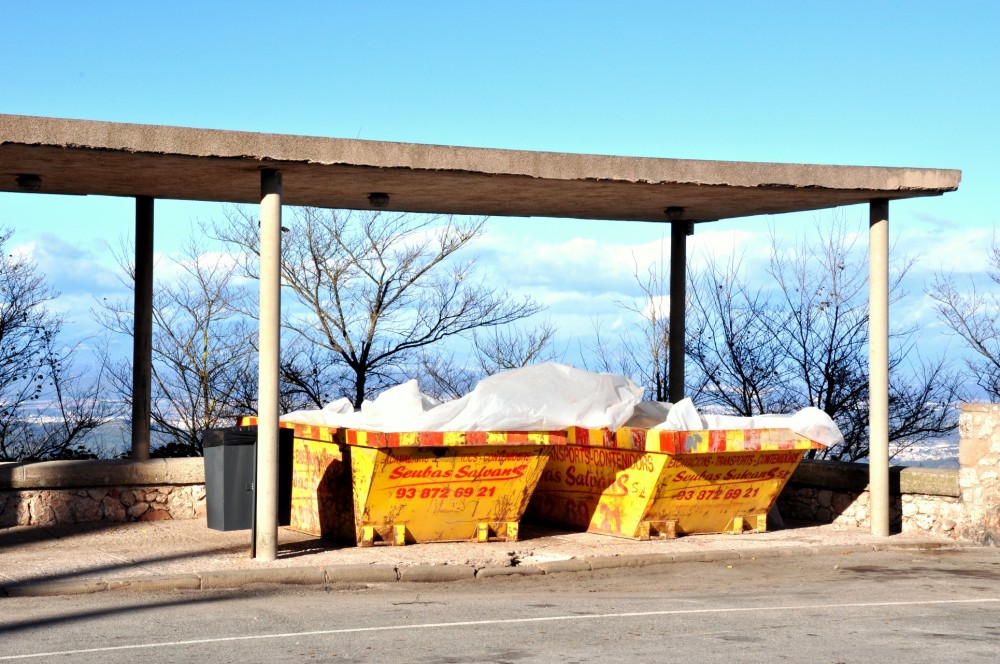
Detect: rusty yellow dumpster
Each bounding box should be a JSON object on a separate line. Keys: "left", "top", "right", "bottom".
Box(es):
{"left": 526, "top": 427, "right": 824, "bottom": 539}
{"left": 343, "top": 429, "right": 604, "bottom": 546}
{"left": 238, "top": 417, "right": 354, "bottom": 540}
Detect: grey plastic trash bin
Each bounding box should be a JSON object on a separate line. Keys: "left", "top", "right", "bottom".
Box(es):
{"left": 203, "top": 426, "right": 293, "bottom": 531}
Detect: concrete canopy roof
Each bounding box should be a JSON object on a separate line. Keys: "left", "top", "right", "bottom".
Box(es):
{"left": 1, "top": 114, "right": 960, "bottom": 223}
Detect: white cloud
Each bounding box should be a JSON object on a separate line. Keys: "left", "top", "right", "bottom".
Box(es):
{"left": 688, "top": 227, "right": 771, "bottom": 271}
{"left": 7, "top": 204, "right": 997, "bottom": 385}
{"left": 469, "top": 211, "right": 1000, "bottom": 371}
{"left": 12, "top": 234, "right": 123, "bottom": 294}
{"left": 901, "top": 224, "right": 994, "bottom": 277}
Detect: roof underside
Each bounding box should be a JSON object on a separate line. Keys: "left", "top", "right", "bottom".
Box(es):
{"left": 0, "top": 115, "right": 961, "bottom": 223}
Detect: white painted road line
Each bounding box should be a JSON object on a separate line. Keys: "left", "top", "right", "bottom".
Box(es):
{"left": 2, "top": 597, "right": 998, "bottom": 661}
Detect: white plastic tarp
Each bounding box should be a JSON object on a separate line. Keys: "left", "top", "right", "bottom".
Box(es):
{"left": 280, "top": 362, "right": 644, "bottom": 433}
{"left": 625, "top": 397, "right": 845, "bottom": 448}
{"left": 279, "top": 362, "right": 844, "bottom": 447}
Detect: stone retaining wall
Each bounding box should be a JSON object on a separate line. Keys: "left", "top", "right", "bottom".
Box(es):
{"left": 955, "top": 403, "right": 1000, "bottom": 545}
{"left": 776, "top": 461, "right": 963, "bottom": 537}
{"left": 778, "top": 402, "right": 1000, "bottom": 544}
{"left": 0, "top": 459, "right": 205, "bottom": 528}
{"left": 2, "top": 404, "right": 999, "bottom": 544}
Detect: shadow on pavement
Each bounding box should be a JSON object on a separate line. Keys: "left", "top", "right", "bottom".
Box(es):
{"left": 0, "top": 587, "right": 267, "bottom": 634}
{"left": 0, "top": 521, "right": 131, "bottom": 550}
{"left": 1, "top": 543, "right": 248, "bottom": 593}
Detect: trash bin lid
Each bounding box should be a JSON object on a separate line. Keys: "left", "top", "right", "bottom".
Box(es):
{"left": 203, "top": 426, "right": 258, "bottom": 448}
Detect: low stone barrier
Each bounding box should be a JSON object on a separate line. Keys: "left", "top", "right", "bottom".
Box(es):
{"left": 0, "top": 459, "right": 205, "bottom": 528}
{"left": 1, "top": 403, "right": 998, "bottom": 545}
{"left": 778, "top": 402, "right": 1000, "bottom": 545}
{"left": 776, "top": 460, "right": 962, "bottom": 537}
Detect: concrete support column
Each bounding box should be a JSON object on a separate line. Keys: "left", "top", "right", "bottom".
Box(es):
{"left": 668, "top": 220, "right": 688, "bottom": 403}
{"left": 869, "top": 199, "right": 890, "bottom": 537}
{"left": 131, "top": 196, "right": 153, "bottom": 460}
{"left": 255, "top": 169, "right": 282, "bottom": 561}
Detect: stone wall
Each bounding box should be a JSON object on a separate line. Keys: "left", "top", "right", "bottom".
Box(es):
{"left": 955, "top": 403, "right": 1000, "bottom": 544}
{"left": 777, "top": 460, "right": 963, "bottom": 537}
{"left": 0, "top": 459, "right": 205, "bottom": 528}
{"left": 3, "top": 407, "right": 1000, "bottom": 543}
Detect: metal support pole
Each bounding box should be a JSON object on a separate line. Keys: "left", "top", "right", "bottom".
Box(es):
{"left": 869, "top": 200, "right": 890, "bottom": 537}
{"left": 131, "top": 196, "right": 153, "bottom": 460}
{"left": 668, "top": 220, "right": 688, "bottom": 403}
{"left": 255, "top": 168, "right": 282, "bottom": 561}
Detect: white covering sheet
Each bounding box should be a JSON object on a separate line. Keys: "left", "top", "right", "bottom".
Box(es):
{"left": 280, "top": 362, "right": 643, "bottom": 433}
{"left": 278, "top": 362, "right": 844, "bottom": 447}
{"left": 624, "top": 397, "right": 844, "bottom": 448}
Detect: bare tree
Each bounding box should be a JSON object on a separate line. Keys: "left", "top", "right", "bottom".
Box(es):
{"left": 765, "top": 216, "right": 961, "bottom": 460}
{"left": 766, "top": 218, "right": 876, "bottom": 458}
{"left": 616, "top": 254, "right": 672, "bottom": 401}
{"left": 584, "top": 252, "right": 672, "bottom": 401}
{"left": 473, "top": 321, "right": 557, "bottom": 372}
{"left": 216, "top": 207, "right": 543, "bottom": 407}
{"left": 96, "top": 235, "right": 257, "bottom": 455}
{"left": 11, "top": 336, "right": 123, "bottom": 461}
{"left": 687, "top": 250, "right": 789, "bottom": 416}
{"left": 271, "top": 338, "right": 354, "bottom": 412}
{"left": 0, "top": 228, "right": 119, "bottom": 461}
{"left": 417, "top": 320, "right": 558, "bottom": 400}
{"left": 929, "top": 234, "right": 1000, "bottom": 400}
{"left": 603, "top": 213, "right": 962, "bottom": 461}
{"left": 585, "top": 319, "right": 644, "bottom": 385}
{"left": 0, "top": 228, "right": 57, "bottom": 459}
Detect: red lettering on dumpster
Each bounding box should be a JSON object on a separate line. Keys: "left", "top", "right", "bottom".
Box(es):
{"left": 564, "top": 465, "right": 615, "bottom": 489}
{"left": 393, "top": 485, "right": 501, "bottom": 500}
{"left": 672, "top": 470, "right": 722, "bottom": 483}
{"left": 453, "top": 464, "right": 528, "bottom": 480}
{"left": 666, "top": 450, "right": 803, "bottom": 470}
{"left": 388, "top": 465, "right": 455, "bottom": 481}
{"left": 672, "top": 486, "right": 763, "bottom": 502}
{"left": 548, "top": 446, "right": 654, "bottom": 472}
{"left": 722, "top": 466, "right": 789, "bottom": 481}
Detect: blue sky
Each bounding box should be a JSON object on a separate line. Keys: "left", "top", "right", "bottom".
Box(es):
{"left": 2, "top": 2, "right": 998, "bottom": 380}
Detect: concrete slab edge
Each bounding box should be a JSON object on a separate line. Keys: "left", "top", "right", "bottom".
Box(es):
{"left": 199, "top": 566, "right": 326, "bottom": 590}
{"left": 397, "top": 565, "right": 476, "bottom": 583}
{"left": 324, "top": 564, "right": 399, "bottom": 584}
{"left": 476, "top": 566, "right": 545, "bottom": 579}
{"left": 0, "top": 542, "right": 977, "bottom": 598}
{"left": 533, "top": 559, "right": 593, "bottom": 574}
{"left": 3, "top": 579, "right": 109, "bottom": 598}
{"left": 108, "top": 574, "right": 202, "bottom": 593}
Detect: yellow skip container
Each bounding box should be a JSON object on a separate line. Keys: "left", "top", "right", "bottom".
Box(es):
{"left": 526, "top": 427, "right": 824, "bottom": 539}
{"left": 343, "top": 430, "right": 591, "bottom": 546}
{"left": 239, "top": 419, "right": 607, "bottom": 546}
